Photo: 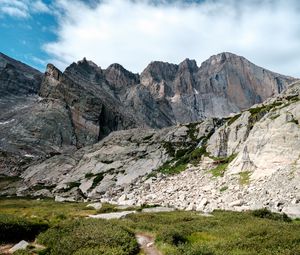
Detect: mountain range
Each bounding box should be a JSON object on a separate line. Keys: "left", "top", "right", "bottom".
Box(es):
{"left": 0, "top": 51, "right": 299, "bottom": 217}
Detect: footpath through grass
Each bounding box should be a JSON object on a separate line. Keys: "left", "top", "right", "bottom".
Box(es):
{"left": 1, "top": 199, "right": 300, "bottom": 255}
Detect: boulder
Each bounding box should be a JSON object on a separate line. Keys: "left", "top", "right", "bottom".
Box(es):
{"left": 9, "top": 240, "right": 29, "bottom": 253}
{"left": 86, "top": 202, "right": 102, "bottom": 210}
{"left": 282, "top": 205, "right": 300, "bottom": 219}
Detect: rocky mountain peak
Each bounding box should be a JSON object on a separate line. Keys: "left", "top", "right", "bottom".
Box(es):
{"left": 178, "top": 58, "right": 198, "bottom": 72}
{"left": 205, "top": 52, "right": 241, "bottom": 65}
{"left": 45, "top": 63, "right": 62, "bottom": 82}
{"left": 140, "top": 61, "right": 179, "bottom": 86}
{"left": 104, "top": 63, "right": 139, "bottom": 90}
{"left": 65, "top": 58, "right": 102, "bottom": 77}
{"left": 77, "top": 57, "right": 99, "bottom": 69}
{"left": 0, "top": 52, "right": 42, "bottom": 97}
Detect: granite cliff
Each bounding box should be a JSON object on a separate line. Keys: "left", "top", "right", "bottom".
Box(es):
{"left": 0, "top": 52, "right": 299, "bottom": 217}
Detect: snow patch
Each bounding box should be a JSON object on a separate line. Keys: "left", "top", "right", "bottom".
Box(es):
{"left": 0, "top": 119, "right": 15, "bottom": 125}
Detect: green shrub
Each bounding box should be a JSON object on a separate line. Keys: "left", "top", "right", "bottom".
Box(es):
{"left": 177, "top": 243, "right": 215, "bottom": 255}
{"left": 96, "top": 203, "right": 118, "bottom": 213}
{"left": 62, "top": 181, "right": 80, "bottom": 192}
{"left": 157, "top": 162, "right": 187, "bottom": 175}
{"left": 251, "top": 208, "right": 292, "bottom": 222}
{"left": 157, "top": 227, "right": 189, "bottom": 246}
{"left": 220, "top": 186, "right": 228, "bottom": 192}
{"left": 0, "top": 214, "right": 48, "bottom": 243}
{"left": 90, "top": 173, "right": 104, "bottom": 189}
{"left": 162, "top": 142, "right": 176, "bottom": 157}
{"left": 187, "top": 122, "right": 199, "bottom": 141}
{"left": 210, "top": 154, "right": 237, "bottom": 177}
{"left": 227, "top": 113, "right": 241, "bottom": 126}
{"left": 84, "top": 173, "right": 94, "bottom": 179}
{"left": 37, "top": 219, "right": 139, "bottom": 255}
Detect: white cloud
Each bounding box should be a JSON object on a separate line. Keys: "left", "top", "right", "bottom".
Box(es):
{"left": 0, "top": 0, "right": 50, "bottom": 18}
{"left": 0, "top": 5, "right": 28, "bottom": 18}
{"left": 42, "top": 0, "right": 300, "bottom": 77}
{"left": 32, "top": 0, "right": 50, "bottom": 13}
{"left": 0, "top": 0, "right": 29, "bottom": 18}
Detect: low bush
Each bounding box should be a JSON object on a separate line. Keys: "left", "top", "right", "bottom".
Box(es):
{"left": 0, "top": 214, "right": 48, "bottom": 243}
{"left": 157, "top": 226, "right": 188, "bottom": 246}
{"left": 37, "top": 218, "right": 139, "bottom": 255}
{"left": 251, "top": 208, "right": 292, "bottom": 222}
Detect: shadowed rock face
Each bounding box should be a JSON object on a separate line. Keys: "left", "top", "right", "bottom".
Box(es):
{"left": 39, "top": 60, "right": 142, "bottom": 147}
{"left": 0, "top": 53, "right": 42, "bottom": 97}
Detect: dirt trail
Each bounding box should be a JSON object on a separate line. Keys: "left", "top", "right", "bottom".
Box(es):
{"left": 135, "top": 233, "right": 162, "bottom": 255}
{"left": 0, "top": 244, "right": 13, "bottom": 254}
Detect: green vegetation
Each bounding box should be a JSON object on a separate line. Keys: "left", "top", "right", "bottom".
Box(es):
{"left": 247, "top": 101, "right": 284, "bottom": 131}
{"left": 84, "top": 172, "right": 94, "bottom": 179}
{"left": 285, "top": 95, "right": 300, "bottom": 102}
{"left": 62, "top": 181, "right": 80, "bottom": 192}
{"left": 227, "top": 113, "right": 241, "bottom": 126}
{"left": 186, "top": 122, "right": 199, "bottom": 141}
{"left": 1, "top": 199, "right": 300, "bottom": 255}
{"left": 37, "top": 219, "right": 139, "bottom": 255}
{"left": 155, "top": 161, "right": 186, "bottom": 175}
{"left": 0, "top": 214, "right": 48, "bottom": 243}
{"left": 91, "top": 173, "right": 104, "bottom": 189}
{"left": 239, "top": 171, "right": 251, "bottom": 185}
{"left": 31, "top": 183, "right": 56, "bottom": 191}
{"left": 96, "top": 203, "right": 119, "bottom": 213}
{"left": 189, "top": 147, "right": 208, "bottom": 164}
{"left": 219, "top": 186, "right": 228, "bottom": 192}
{"left": 0, "top": 174, "right": 21, "bottom": 191}
{"left": 289, "top": 116, "right": 299, "bottom": 125}
{"left": 269, "top": 113, "right": 280, "bottom": 120}
{"left": 210, "top": 154, "right": 237, "bottom": 177}
{"left": 162, "top": 141, "right": 176, "bottom": 157}
{"left": 0, "top": 198, "right": 95, "bottom": 225}
{"left": 124, "top": 210, "right": 299, "bottom": 255}
{"left": 248, "top": 102, "right": 283, "bottom": 116}
{"left": 251, "top": 208, "right": 292, "bottom": 222}
{"left": 155, "top": 145, "right": 209, "bottom": 175}
{"left": 142, "top": 134, "right": 154, "bottom": 141}
{"left": 157, "top": 121, "right": 221, "bottom": 176}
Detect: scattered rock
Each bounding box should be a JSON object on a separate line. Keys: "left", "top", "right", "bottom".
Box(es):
{"left": 89, "top": 211, "right": 136, "bottom": 219}
{"left": 229, "top": 200, "right": 244, "bottom": 207}
{"left": 141, "top": 207, "right": 175, "bottom": 213}
{"left": 86, "top": 202, "right": 102, "bottom": 210}
{"left": 9, "top": 240, "right": 29, "bottom": 253}
{"left": 54, "top": 195, "right": 76, "bottom": 202}
{"left": 282, "top": 205, "right": 300, "bottom": 219}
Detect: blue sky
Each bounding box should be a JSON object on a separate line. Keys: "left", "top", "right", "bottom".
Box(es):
{"left": 0, "top": 0, "right": 299, "bottom": 77}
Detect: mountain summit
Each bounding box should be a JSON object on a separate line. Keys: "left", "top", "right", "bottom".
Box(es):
{"left": 0, "top": 52, "right": 296, "bottom": 174}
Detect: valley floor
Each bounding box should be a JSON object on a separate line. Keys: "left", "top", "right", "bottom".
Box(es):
{"left": 0, "top": 198, "right": 300, "bottom": 255}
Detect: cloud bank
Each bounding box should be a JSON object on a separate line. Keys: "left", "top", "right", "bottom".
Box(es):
{"left": 4, "top": 0, "right": 300, "bottom": 77}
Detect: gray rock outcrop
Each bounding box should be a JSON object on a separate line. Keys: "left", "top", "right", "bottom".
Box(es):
{"left": 0, "top": 52, "right": 299, "bottom": 218}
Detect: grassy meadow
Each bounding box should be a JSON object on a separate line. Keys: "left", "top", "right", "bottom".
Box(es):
{"left": 0, "top": 198, "right": 300, "bottom": 255}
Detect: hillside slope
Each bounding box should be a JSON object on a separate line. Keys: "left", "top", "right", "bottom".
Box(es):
{"left": 5, "top": 81, "right": 299, "bottom": 218}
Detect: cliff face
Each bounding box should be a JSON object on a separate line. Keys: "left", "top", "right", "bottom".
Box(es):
{"left": 10, "top": 81, "right": 300, "bottom": 218}
{"left": 133, "top": 53, "right": 294, "bottom": 125}
{"left": 39, "top": 61, "right": 140, "bottom": 147}
{"left": 0, "top": 52, "right": 42, "bottom": 97}
{"left": 0, "top": 52, "right": 299, "bottom": 217}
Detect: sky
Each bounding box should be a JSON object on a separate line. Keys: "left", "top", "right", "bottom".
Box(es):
{"left": 0, "top": 0, "right": 299, "bottom": 77}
